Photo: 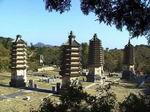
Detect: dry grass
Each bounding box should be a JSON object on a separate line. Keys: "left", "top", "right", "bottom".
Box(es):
{"left": 0, "top": 72, "right": 144, "bottom": 112}
{"left": 81, "top": 82, "right": 92, "bottom": 87}
{"left": 0, "top": 72, "right": 59, "bottom": 112}
{"left": 0, "top": 86, "right": 19, "bottom": 95}
{"left": 111, "top": 82, "right": 142, "bottom": 102}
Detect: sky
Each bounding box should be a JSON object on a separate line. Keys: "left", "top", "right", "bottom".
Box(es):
{"left": 0, "top": 0, "right": 148, "bottom": 49}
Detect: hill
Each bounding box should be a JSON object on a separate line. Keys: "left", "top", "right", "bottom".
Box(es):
{"left": 33, "top": 42, "right": 59, "bottom": 48}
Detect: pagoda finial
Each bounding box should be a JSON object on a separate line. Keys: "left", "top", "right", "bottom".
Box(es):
{"left": 68, "top": 31, "right": 75, "bottom": 45}
{"left": 69, "top": 31, "right": 75, "bottom": 39}
{"left": 16, "top": 34, "right": 22, "bottom": 42}
{"left": 128, "top": 38, "right": 131, "bottom": 45}
{"left": 70, "top": 31, "right": 73, "bottom": 36}
{"left": 94, "top": 33, "right": 97, "bottom": 38}
{"left": 92, "top": 33, "right": 99, "bottom": 41}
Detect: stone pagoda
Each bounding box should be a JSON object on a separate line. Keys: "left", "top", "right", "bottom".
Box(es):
{"left": 87, "top": 34, "right": 104, "bottom": 82}
{"left": 39, "top": 55, "right": 44, "bottom": 66}
{"left": 122, "top": 39, "right": 135, "bottom": 79}
{"left": 10, "top": 35, "right": 27, "bottom": 87}
{"left": 59, "top": 31, "right": 81, "bottom": 87}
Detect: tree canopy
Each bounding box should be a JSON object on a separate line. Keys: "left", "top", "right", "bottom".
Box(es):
{"left": 33, "top": 83, "right": 117, "bottom": 112}
{"left": 32, "top": 83, "right": 150, "bottom": 112}
{"left": 44, "top": 0, "right": 150, "bottom": 43}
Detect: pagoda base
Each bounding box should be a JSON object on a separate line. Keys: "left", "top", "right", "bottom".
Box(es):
{"left": 121, "top": 70, "right": 134, "bottom": 80}
{"left": 61, "top": 76, "right": 79, "bottom": 88}
{"left": 62, "top": 76, "right": 70, "bottom": 88}
{"left": 10, "top": 79, "right": 26, "bottom": 87}
{"left": 86, "top": 75, "right": 95, "bottom": 82}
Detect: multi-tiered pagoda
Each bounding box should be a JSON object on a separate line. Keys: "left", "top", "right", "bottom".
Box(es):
{"left": 39, "top": 55, "right": 44, "bottom": 66}
{"left": 59, "top": 31, "right": 80, "bottom": 87}
{"left": 87, "top": 34, "right": 104, "bottom": 82}
{"left": 123, "top": 40, "right": 135, "bottom": 69}
{"left": 10, "top": 35, "right": 27, "bottom": 87}
{"left": 122, "top": 40, "right": 135, "bottom": 79}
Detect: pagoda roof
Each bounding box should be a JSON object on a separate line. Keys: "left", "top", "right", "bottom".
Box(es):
{"left": 90, "top": 33, "right": 100, "bottom": 41}
{"left": 13, "top": 35, "right": 27, "bottom": 45}
{"left": 125, "top": 39, "right": 134, "bottom": 47}
{"left": 63, "top": 31, "right": 80, "bottom": 46}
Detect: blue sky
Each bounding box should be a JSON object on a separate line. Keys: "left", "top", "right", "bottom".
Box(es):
{"left": 0, "top": 0, "right": 148, "bottom": 49}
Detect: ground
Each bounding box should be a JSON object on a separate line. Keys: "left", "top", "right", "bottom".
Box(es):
{"left": 0, "top": 72, "right": 59, "bottom": 112}
{"left": 0, "top": 72, "right": 146, "bottom": 112}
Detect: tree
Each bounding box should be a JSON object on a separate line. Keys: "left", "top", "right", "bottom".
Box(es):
{"left": 0, "top": 37, "right": 11, "bottom": 72}
{"left": 104, "top": 52, "right": 116, "bottom": 72}
{"left": 38, "top": 98, "right": 57, "bottom": 112}
{"left": 134, "top": 45, "right": 150, "bottom": 74}
{"left": 60, "top": 83, "right": 88, "bottom": 111}
{"left": 119, "top": 93, "right": 150, "bottom": 112}
{"left": 44, "top": 0, "right": 150, "bottom": 43}
{"left": 33, "top": 83, "right": 117, "bottom": 112}
{"left": 104, "top": 48, "right": 124, "bottom": 72}
{"left": 81, "top": 42, "right": 88, "bottom": 69}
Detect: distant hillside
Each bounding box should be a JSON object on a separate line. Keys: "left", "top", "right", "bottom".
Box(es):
{"left": 0, "top": 36, "right": 13, "bottom": 47}
{"left": 0, "top": 36, "right": 13, "bottom": 41}
{"left": 34, "top": 42, "right": 59, "bottom": 48}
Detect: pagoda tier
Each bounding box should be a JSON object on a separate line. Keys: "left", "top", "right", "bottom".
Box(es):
{"left": 122, "top": 40, "right": 135, "bottom": 79}
{"left": 60, "top": 31, "right": 81, "bottom": 87}
{"left": 123, "top": 40, "right": 135, "bottom": 66}
{"left": 10, "top": 35, "right": 27, "bottom": 87}
{"left": 88, "top": 34, "right": 104, "bottom": 67}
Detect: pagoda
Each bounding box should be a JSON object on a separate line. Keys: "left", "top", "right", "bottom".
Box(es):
{"left": 10, "top": 35, "right": 27, "bottom": 87}
{"left": 122, "top": 39, "right": 135, "bottom": 79}
{"left": 39, "top": 55, "right": 44, "bottom": 66}
{"left": 59, "top": 31, "right": 81, "bottom": 87}
{"left": 87, "top": 34, "right": 104, "bottom": 82}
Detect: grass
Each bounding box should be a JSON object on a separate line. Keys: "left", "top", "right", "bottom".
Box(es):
{"left": 0, "top": 72, "right": 145, "bottom": 111}
{"left": 81, "top": 82, "right": 92, "bottom": 87}
{"left": 28, "top": 75, "right": 60, "bottom": 89}
{"left": 0, "top": 86, "right": 19, "bottom": 95}
{"left": 0, "top": 98, "right": 30, "bottom": 112}
{"left": 0, "top": 72, "right": 59, "bottom": 112}
{"left": 0, "top": 73, "right": 19, "bottom": 95}
{"left": 38, "top": 70, "right": 59, "bottom": 76}
{"left": 0, "top": 73, "right": 11, "bottom": 85}
{"left": 85, "top": 89, "right": 97, "bottom": 95}
{"left": 111, "top": 85, "right": 141, "bottom": 102}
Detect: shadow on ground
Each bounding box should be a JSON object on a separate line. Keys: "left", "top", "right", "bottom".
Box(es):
{"left": 0, "top": 83, "right": 54, "bottom": 93}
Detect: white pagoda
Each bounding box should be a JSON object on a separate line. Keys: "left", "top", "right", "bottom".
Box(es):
{"left": 10, "top": 35, "right": 27, "bottom": 87}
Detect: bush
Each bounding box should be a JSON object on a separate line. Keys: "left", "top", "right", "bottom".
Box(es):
{"left": 119, "top": 93, "right": 150, "bottom": 112}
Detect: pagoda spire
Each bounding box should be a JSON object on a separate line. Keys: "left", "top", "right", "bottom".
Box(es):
{"left": 93, "top": 33, "right": 97, "bottom": 38}
{"left": 15, "top": 34, "right": 22, "bottom": 42}
{"left": 68, "top": 31, "right": 75, "bottom": 45}
{"left": 128, "top": 38, "right": 131, "bottom": 45}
